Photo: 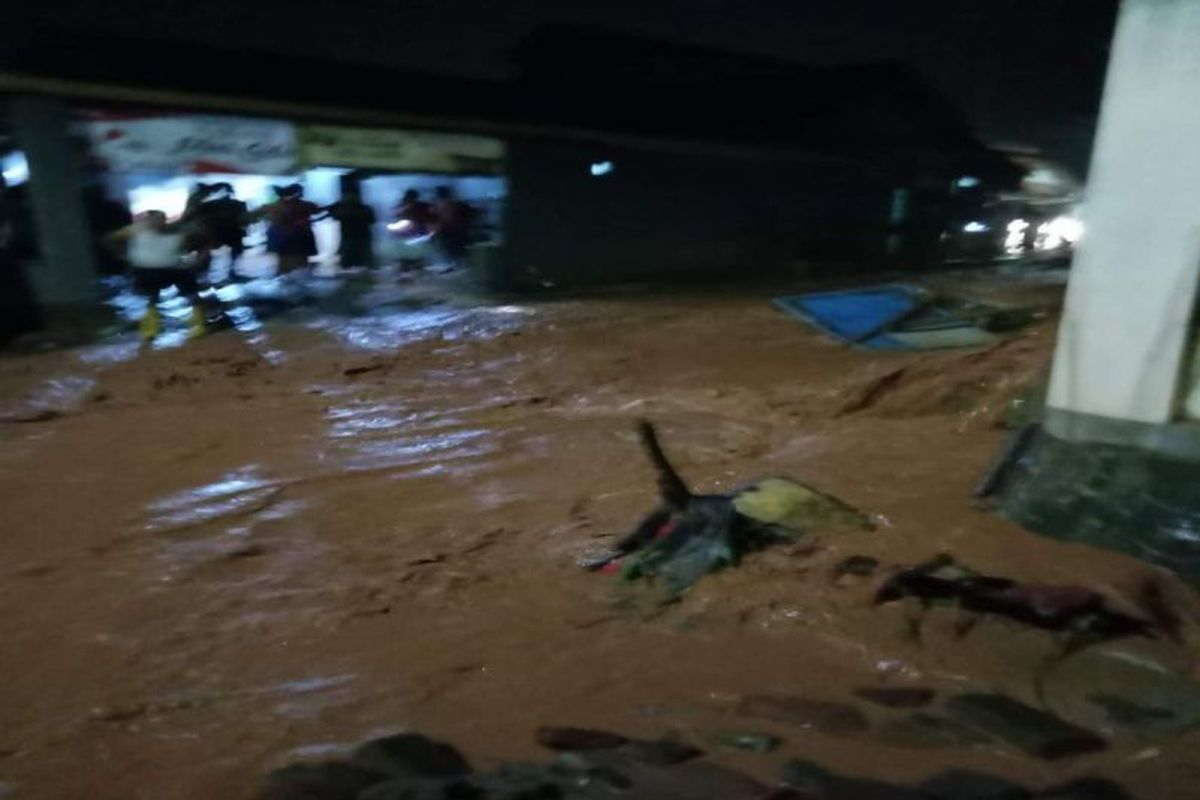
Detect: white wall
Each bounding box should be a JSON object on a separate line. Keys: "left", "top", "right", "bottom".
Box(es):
{"left": 1048, "top": 0, "right": 1200, "bottom": 424}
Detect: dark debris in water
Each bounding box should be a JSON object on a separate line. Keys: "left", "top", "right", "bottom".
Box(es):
{"left": 917, "top": 769, "right": 1030, "bottom": 800}
{"left": 258, "top": 727, "right": 1135, "bottom": 800}
{"left": 350, "top": 734, "right": 473, "bottom": 780}
{"left": 877, "top": 712, "right": 995, "bottom": 749}
{"left": 534, "top": 727, "right": 627, "bottom": 752}
{"left": 944, "top": 693, "right": 1107, "bottom": 760}
{"left": 0, "top": 407, "right": 63, "bottom": 424}
{"left": 709, "top": 731, "right": 782, "bottom": 753}
{"left": 585, "top": 421, "right": 872, "bottom": 596}
{"left": 854, "top": 687, "right": 936, "bottom": 709}
{"left": 1085, "top": 693, "right": 1175, "bottom": 727}
{"left": 833, "top": 554, "right": 881, "bottom": 581}
{"left": 874, "top": 554, "right": 1156, "bottom": 652}
{"left": 736, "top": 693, "right": 870, "bottom": 736}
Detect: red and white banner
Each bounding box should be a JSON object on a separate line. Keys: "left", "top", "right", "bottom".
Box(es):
{"left": 80, "top": 113, "right": 297, "bottom": 174}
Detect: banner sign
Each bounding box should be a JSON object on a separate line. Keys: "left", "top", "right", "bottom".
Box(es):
{"left": 81, "top": 114, "right": 297, "bottom": 174}
{"left": 298, "top": 124, "right": 504, "bottom": 174}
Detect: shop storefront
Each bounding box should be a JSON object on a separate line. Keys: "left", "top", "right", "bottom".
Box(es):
{"left": 78, "top": 109, "right": 506, "bottom": 268}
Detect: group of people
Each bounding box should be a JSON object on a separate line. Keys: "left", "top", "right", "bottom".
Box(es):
{"left": 109, "top": 181, "right": 480, "bottom": 341}
{"left": 391, "top": 186, "right": 478, "bottom": 271}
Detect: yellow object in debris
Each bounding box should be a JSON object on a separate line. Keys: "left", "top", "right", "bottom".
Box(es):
{"left": 733, "top": 477, "right": 872, "bottom": 532}
{"left": 186, "top": 306, "right": 206, "bottom": 339}
{"left": 139, "top": 306, "right": 161, "bottom": 341}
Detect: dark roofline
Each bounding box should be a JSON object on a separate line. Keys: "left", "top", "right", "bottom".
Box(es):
{"left": 0, "top": 23, "right": 1016, "bottom": 182}
{"left": 0, "top": 72, "right": 865, "bottom": 168}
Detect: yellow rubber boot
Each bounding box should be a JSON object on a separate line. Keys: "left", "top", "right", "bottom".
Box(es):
{"left": 186, "top": 305, "right": 207, "bottom": 339}
{"left": 139, "top": 306, "right": 161, "bottom": 341}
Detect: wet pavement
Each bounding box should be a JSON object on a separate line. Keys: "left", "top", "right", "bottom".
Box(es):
{"left": 1, "top": 271, "right": 1199, "bottom": 799}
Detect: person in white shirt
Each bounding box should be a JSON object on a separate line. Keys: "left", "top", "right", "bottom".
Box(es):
{"left": 109, "top": 210, "right": 205, "bottom": 341}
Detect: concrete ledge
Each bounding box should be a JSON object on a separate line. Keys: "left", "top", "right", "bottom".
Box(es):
{"left": 1044, "top": 407, "right": 1200, "bottom": 461}
{"left": 998, "top": 426, "right": 1200, "bottom": 584}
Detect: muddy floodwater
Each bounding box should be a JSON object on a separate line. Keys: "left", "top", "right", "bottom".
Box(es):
{"left": 1, "top": 286, "right": 1198, "bottom": 799}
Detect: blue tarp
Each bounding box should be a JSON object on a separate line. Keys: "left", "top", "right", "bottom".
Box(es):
{"left": 773, "top": 285, "right": 995, "bottom": 351}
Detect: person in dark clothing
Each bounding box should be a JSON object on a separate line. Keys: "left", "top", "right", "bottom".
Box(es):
{"left": 0, "top": 174, "right": 42, "bottom": 342}
{"left": 391, "top": 188, "right": 436, "bottom": 271}
{"left": 259, "top": 184, "right": 319, "bottom": 275}
{"left": 394, "top": 188, "right": 434, "bottom": 237}
{"left": 195, "top": 183, "right": 250, "bottom": 280}
{"left": 325, "top": 185, "right": 377, "bottom": 270}
{"left": 431, "top": 185, "right": 475, "bottom": 271}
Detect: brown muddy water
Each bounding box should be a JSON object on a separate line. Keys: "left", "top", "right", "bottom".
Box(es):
{"left": 1, "top": 288, "right": 1197, "bottom": 799}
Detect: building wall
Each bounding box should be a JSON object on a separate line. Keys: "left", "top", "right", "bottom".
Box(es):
{"left": 1047, "top": 0, "right": 1200, "bottom": 427}
{"left": 503, "top": 138, "right": 892, "bottom": 287}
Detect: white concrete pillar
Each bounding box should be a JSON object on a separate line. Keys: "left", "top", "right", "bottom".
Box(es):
{"left": 1048, "top": 0, "right": 1200, "bottom": 426}
{"left": 7, "top": 95, "right": 100, "bottom": 306}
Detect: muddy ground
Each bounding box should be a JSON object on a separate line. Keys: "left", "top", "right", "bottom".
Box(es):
{"left": 1, "top": 277, "right": 1198, "bottom": 799}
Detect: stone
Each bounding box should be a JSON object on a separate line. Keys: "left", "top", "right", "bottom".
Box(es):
{"left": 535, "top": 726, "right": 628, "bottom": 751}
{"left": 357, "top": 779, "right": 458, "bottom": 800}
{"left": 344, "top": 363, "right": 385, "bottom": 377}
{"left": 0, "top": 408, "right": 62, "bottom": 424}
{"left": 618, "top": 738, "right": 703, "bottom": 765}
{"left": 619, "top": 759, "right": 766, "bottom": 800}
{"left": 876, "top": 713, "right": 994, "bottom": 748}
{"left": 1086, "top": 694, "right": 1174, "bottom": 726}
{"left": 853, "top": 687, "right": 935, "bottom": 709}
{"left": 1032, "top": 778, "right": 1133, "bottom": 800}
{"left": 88, "top": 704, "right": 148, "bottom": 722}
{"left": 351, "top": 734, "right": 472, "bottom": 780}
{"left": 781, "top": 759, "right": 926, "bottom": 800}
{"left": 558, "top": 751, "right": 763, "bottom": 800}
{"left": 710, "top": 731, "right": 782, "bottom": 753}
{"left": 918, "top": 769, "right": 1031, "bottom": 800}
{"left": 579, "top": 765, "right": 631, "bottom": 792}
{"left": 834, "top": 555, "right": 880, "bottom": 579}
{"left": 223, "top": 543, "right": 267, "bottom": 560}
{"left": 737, "top": 694, "right": 869, "bottom": 736}
{"left": 945, "top": 694, "right": 1107, "bottom": 759}
{"left": 256, "top": 761, "right": 387, "bottom": 800}
{"left": 1040, "top": 646, "right": 1200, "bottom": 736}
{"left": 461, "top": 765, "right": 566, "bottom": 800}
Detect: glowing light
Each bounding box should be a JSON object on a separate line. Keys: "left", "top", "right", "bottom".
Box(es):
{"left": 962, "top": 221, "right": 989, "bottom": 233}
{"left": 589, "top": 161, "right": 614, "bottom": 177}
{"left": 1035, "top": 214, "right": 1084, "bottom": 250}
{"left": 956, "top": 175, "right": 980, "bottom": 189}
{"left": 387, "top": 219, "right": 414, "bottom": 233}
{"left": 1, "top": 152, "right": 29, "bottom": 185}
{"left": 128, "top": 185, "right": 191, "bottom": 220}
{"left": 1004, "top": 218, "right": 1029, "bottom": 254}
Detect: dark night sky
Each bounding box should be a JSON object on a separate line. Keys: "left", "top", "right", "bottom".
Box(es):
{"left": 18, "top": 0, "right": 1118, "bottom": 173}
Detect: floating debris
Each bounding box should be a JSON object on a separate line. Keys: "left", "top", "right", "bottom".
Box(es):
{"left": 585, "top": 421, "right": 871, "bottom": 595}
{"left": 874, "top": 554, "right": 1155, "bottom": 651}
